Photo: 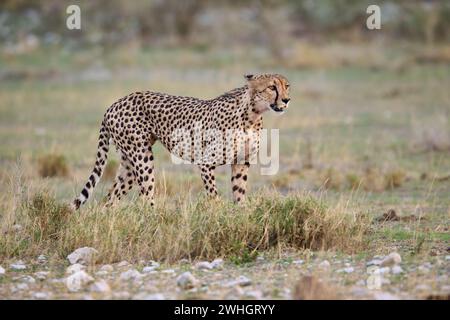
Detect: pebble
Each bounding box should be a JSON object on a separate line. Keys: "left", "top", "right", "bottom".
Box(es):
{"left": 18, "top": 275, "right": 36, "bottom": 283}
{"left": 0, "top": 266, "right": 5, "bottom": 275}
{"left": 34, "top": 271, "right": 50, "bottom": 280}
{"left": 445, "top": 255, "right": 450, "bottom": 261}
{"left": 120, "top": 269, "right": 143, "bottom": 281}
{"left": 99, "top": 264, "right": 114, "bottom": 273}
{"left": 67, "top": 247, "right": 98, "bottom": 265}
{"left": 14, "top": 283, "right": 29, "bottom": 291}
{"left": 90, "top": 280, "right": 111, "bottom": 293}
{"left": 195, "top": 261, "right": 213, "bottom": 270}
{"left": 380, "top": 252, "right": 402, "bottom": 267}
{"left": 293, "top": 259, "right": 304, "bottom": 265}
{"left": 10, "top": 260, "right": 27, "bottom": 270}
{"left": 145, "top": 293, "right": 165, "bottom": 300}
{"left": 211, "top": 258, "right": 224, "bottom": 269}
{"left": 117, "top": 261, "right": 130, "bottom": 268}
{"left": 147, "top": 261, "right": 160, "bottom": 268}
{"left": 337, "top": 267, "right": 354, "bottom": 274}
{"left": 66, "top": 271, "right": 95, "bottom": 292}
{"left": 366, "top": 259, "right": 382, "bottom": 266}
{"left": 161, "top": 269, "right": 175, "bottom": 274}
{"left": 34, "top": 292, "right": 50, "bottom": 299}
{"left": 225, "top": 275, "right": 252, "bottom": 287}
{"left": 37, "top": 255, "right": 47, "bottom": 264}
{"left": 142, "top": 266, "right": 159, "bottom": 273}
{"left": 66, "top": 263, "right": 86, "bottom": 274}
{"left": 391, "top": 265, "right": 403, "bottom": 274}
{"left": 373, "top": 292, "right": 400, "bottom": 300}
{"left": 318, "top": 260, "right": 331, "bottom": 270}
{"left": 176, "top": 272, "right": 198, "bottom": 289}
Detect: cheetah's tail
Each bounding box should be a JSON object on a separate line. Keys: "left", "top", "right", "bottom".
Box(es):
{"left": 71, "top": 122, "right": 110, "bottom": 210}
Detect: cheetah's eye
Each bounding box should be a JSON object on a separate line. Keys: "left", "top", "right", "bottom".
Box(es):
{"left": 268, "top": 85, "right": 276, "bottom": 91}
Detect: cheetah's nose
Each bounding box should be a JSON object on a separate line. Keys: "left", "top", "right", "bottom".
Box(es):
{"left": 282, "top": 98, "right": 290, "bottom": 104}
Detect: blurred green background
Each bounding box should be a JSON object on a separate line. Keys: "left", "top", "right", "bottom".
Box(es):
{"left": 0, "top": 0, "right": 449, "bottom": 208}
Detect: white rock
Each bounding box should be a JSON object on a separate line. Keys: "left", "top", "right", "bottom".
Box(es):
{"left": 195, "top": 261, "right": 213, "bottom": 270}
{"left": 225, "top": 275, "right": 252, "bottom": 287}
{"left": 117, "top": 261, "right": 130, "bottom": 268}
{"left": 90, "top": 280, "right": 111, "bottom": 293}
{"left": 243, "top": 290, "right": 263, "bottom": 299}
{"left": 67, "top": 247, "right": 98, "bottom": 265}
{"left": 176, "top": 272, "right": 198, "bottom": 289}
{"left": 0, "top": 266, "right": 5, "bottom": 275}
{"left": 380, "top": 252, "right": 402, "bottom": 267}
{"left": 337, "top": 267, "right": 354, "bottom": 274}
{"left": 37, "top": 255, "right": 47, "bottom": 263}
{"left": 318, "top": 260, "right": 331, "bottom": 270}
{"left": 142, "top": 266, "right": 158, "bottom": 273}
{"left": 66, "top": 263, "right": 86, "bottom": 274}
{"left": 99, "top": 264, "right": 114, "bottom": 272}
{"left": 34, "top": 292, "right": 50, "bottom": 299}
{"left": 140, "top": 293, "right": 165, "bottom": 300}
{"left": 391, "top": 265, "right": 404, "bottom": 274}
{"left": 10, "top": 260, "right": 27, "bottom": 270}
{"left": 211, "top": 258, "right": 224, "bottom": 269}
{"left": 366, "top": 259, "right": 382, "bottom": 266}
{"left": 66, "top": 270, "right": 94, "bottom": 292}
{"left": 445, "top": 255, "right": 450, "bottom": 261}
{"left": 373, "top": 292, "right": 400, "bottom": 300}
{"left": 120, "top": 269, "right": 142, "bottom": 281}
{"left": 147, "top": 261, "right": 160, "bottom": 268}
{"left": 162, "top": 269, "right": 175, "bottom": 274}
{"left": 19, "top": 275, "right": 36, "bottom": 283}
{"left": 34, "top": 271, "right": 50, "bottom": 280}
{"left": 293, "top": 259, "right": 304, "bottom": 265}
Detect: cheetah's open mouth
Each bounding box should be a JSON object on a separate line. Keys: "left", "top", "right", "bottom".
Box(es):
{"left": 270, "top": 104, "right": 285, "bottom": 113}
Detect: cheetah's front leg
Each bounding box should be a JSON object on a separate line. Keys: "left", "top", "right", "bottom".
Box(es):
{"left": 199, "top": 165, "right": 218, "bottom": 197}
{"left": 231, "top": 163, "right": 249, "bottom": 203}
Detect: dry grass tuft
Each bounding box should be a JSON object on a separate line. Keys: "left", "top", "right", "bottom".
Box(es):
{"left": 37, "top": 154, "right": 69, "bottom": 178}
{"left": 0, "top": 190, "right": 369, "bottom": 263}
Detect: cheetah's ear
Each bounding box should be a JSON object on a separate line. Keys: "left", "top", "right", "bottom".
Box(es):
{"left": 244, "top": 74, "right": 254, "bottom": 81}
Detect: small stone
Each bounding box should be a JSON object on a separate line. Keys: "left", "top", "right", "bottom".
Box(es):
{"left": 391, "top": 265, "right": 403, "bottom": 274}
{"left": 90, "top": 280, "right": 111, "bottom": 293}
{"left": 66, "top": 271, "right": 94, "bottom": 292}
{"left": 66, "top": 263, "right": 86, "bottom": 275}
{"left": 14, "top": 283, "right": 29, "bottom": 291}
{"left": 67, "top": 247, "right": 98, "bottom": 265}
{"left": 99, "top": 264, "right": 114, "bottom": 273}
{"left": 10, "top": 260, "right": 27, "bottom": 270}
{"left": 377, "top": 267, "right": 391, "bottom": 275}
{"left": 366, "top": 259, "right": 382, "bottom": 266}
{"left": 195, "top": 261, "right": 213, "bottom": 270}
{"left": 141, "top": 293, "right": 165, "bottom": 300}
{"left": 34, "top": 271, "right": 50, "bottom": 281}
{"left": 211, "top": 258, "right": 224, "bottom": 269}
{"left": 243, "top": 290, "right": 263, "bottom": 299}
{"left": 318, "top": 260, "right": 331, "bottom": 270}
{"left": 445, "top": 255, "right": 450, "bottom": 261}
{"left": 337, "top": 267, "right": 354, "bottom": 274}
{"left": 380, "top": 252, "right": 402, "bottom": 267}
{"left": 161, "top": 269, "right": 175, "bottom": 274}
{"left": 34, "top": 292, "right": 49, "bottom": 299}
{"left": 0, "top": 266, "right": 5, "bottom": 275}
{"left": 225, "top": 275, "right": 252, "bottom": 287}
{"left": 120, "top": 269, "right": 142, "bottom": 281}
{"left": 117, "top": 261, "right": 130, "bottom": 268}
{"left": 19, "top": 275, "right": 36, "bottom": 283}
{"left": 373, "top": 292, "right": 400, "bottom": 300}
{"left": 147, "top": 261, "right": 160, "bottom": 268}
{"left": 37, "top": 255, "right": 47, "bottom": 264}
{"left": 293, "top": 259, "right": 304, "bottom": 265}
{"left": 176, "top": 272, "right": 198, "bottom": 290}
{"left": 12, "top": 224, "right": 22, "bottom": 232}
{"left": 142, "top": 266, "right": 158, "bottom": 273}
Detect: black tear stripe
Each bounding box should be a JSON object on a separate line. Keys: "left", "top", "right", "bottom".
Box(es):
{"left": 274, "top": 86, "right": 279, "bottom": 105}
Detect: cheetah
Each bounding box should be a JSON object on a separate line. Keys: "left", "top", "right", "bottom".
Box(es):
{"left": 72, "top": 73, "right": 290, "bottom": 209}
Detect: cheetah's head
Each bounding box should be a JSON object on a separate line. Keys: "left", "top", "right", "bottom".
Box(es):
{"left": 245, "top": 73, "right": 290, "bottom": 114}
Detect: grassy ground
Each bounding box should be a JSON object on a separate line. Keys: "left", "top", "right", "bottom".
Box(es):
{"left": 0, "top": 45, "right": 449, "bottom": 299}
